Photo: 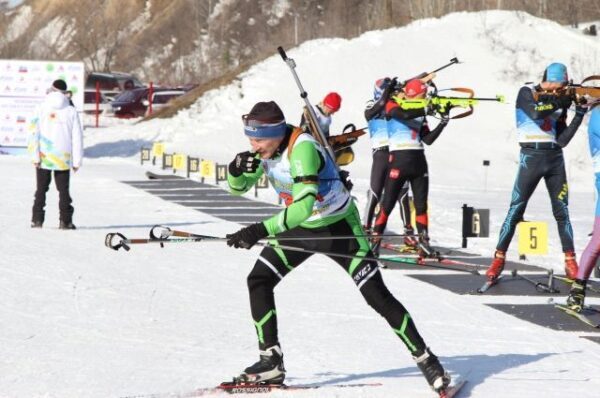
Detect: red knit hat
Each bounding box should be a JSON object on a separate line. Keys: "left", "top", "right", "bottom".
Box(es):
{"left": 323, "top": 92, "right": 342, "bottom": 112}
{"left": 404, "top": 79, "right": 427, "bottom": 98}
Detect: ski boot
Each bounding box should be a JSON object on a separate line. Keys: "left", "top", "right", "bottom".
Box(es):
{"left": 413, "top": 347, "right": 451, "bottom": 393}
{"left": 564, "top": 251, "right": 578, "bottom": 280}
{"left": 417, "top": 233, "right": 436, "bottom": 258}
{"left": 486, "top": 250, "right": 506, "bottom": 281}
{"left": 59, "top": 221, "right": 77, "bottom": 230}
{"left": 403, "top": 226, "right": 418, "bottom": 248}
{"left": 235, "top": 345, "right": 286, "bottom": 385}
{"left": 566, "top": 279, "right": 586, "bottom": 313}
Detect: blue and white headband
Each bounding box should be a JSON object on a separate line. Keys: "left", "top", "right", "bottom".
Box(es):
{"left": 243, "top": 119, "right": 287, "bottom": 138}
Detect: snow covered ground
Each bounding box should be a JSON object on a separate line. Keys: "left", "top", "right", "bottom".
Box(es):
{"left": 2, "top": 10, "right": 600, "bottom": 398}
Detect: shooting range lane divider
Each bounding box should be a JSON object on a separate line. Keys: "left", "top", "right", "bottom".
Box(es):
{"left": 123, "top": 175, "right": 280, "bottom": 225}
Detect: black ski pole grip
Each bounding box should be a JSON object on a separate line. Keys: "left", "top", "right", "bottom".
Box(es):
{"left": 277, "top": 46, "right": 287, "bottom": 60}
{"left": 150, "top": 225, "right": 171, "bottom": 240}
{"left": 105, "top": 233, "right": 123, "bottom": 251}
{"left": 105, "top": 233, "right": 116, "bottom": 249}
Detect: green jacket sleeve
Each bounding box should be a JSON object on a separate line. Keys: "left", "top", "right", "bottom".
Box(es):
{"left": 264, "top": 140, "right": 320, "bottom": 235}
{"left": 227, "top": 163, "right": 264, "bottom": 195}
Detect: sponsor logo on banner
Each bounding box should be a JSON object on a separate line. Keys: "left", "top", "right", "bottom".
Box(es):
{"left": 0, "top": 60, "right": 84, "bottom": 149}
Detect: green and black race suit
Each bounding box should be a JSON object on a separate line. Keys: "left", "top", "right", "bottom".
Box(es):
{"left": 227, "top": 126, "right": 428, "bottom": 357}
{"left": 228, "top": 127, "right": 351, "bottom": 234}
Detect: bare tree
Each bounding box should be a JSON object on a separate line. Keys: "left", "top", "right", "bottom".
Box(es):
{"left": 67, "top": 0, "right": 139, "bottom": 72}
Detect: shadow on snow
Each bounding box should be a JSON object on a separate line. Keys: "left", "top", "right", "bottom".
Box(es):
{"left": 291, "top": 352, "right": 579, "bottom": 391}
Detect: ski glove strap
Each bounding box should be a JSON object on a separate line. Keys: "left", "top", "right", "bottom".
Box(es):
{"left": 226, "top": 222, "right": 268, "bottom": 249}
{"left": 229, "top": 151, "right": 261, "bottom": 177}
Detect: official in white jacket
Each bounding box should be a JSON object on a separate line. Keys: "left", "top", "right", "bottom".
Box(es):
{"left": 28, "top": 79, "right": 83, "bottom": 229}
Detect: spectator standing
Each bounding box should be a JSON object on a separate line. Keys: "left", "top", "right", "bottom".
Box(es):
{"left": 28, "top": 79, "right": 83, "bottom": 230}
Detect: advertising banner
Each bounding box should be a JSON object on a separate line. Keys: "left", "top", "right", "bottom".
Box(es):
{"left": 0, "top": 59, "right": 84, "bottom": 155}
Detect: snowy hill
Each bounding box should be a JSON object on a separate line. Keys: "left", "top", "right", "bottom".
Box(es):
{"left": 2, "top": 10, "right": 600, "bottom": 398}
{"left": 85, "top": 11, "right": 599, "bottom": 191}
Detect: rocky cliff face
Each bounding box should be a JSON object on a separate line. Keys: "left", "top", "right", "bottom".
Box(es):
{"left": 1, "top": 0, "right": 598, "bottom": 85}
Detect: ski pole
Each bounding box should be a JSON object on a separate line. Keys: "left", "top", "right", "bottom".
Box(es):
{"left": 105, "top": 232, "right": 224, "bottom": 251}
{"left": 105, "top": 232, "right": 478, "bottom": 274}
{"left": 150, "top": 225, "right": 415, "bottom": 242}
{"left": 277, "top": 46, "right": 340, "bottom": 173}
{"left": 510, "top": 269, "right": 559, "bottom": 293}
{"left": 262, "top": 243, "right": 478, "bottom": 274}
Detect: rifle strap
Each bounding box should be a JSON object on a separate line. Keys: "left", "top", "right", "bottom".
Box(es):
{"left": 448, "top": 87, "right": 474, "bottom": 119}
{"left": 287, "top": 127, "right": 305, "bottom": 160}
{"left": 582, "top": 75, "right": 600, "bottom": 85}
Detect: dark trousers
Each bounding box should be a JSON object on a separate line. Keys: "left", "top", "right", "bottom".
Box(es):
{"left": 374, "top": 150, "right": 429, "bottom": 235}
{"left": 247, "top": 206, "right": 426, "bottom": 355}
{"left": 32, "top": 168, "right": 74, "bottom": 224}
{"left": 496, "top": 147, "right": 574, "bottom": 252}
{"left": 364, "top": 147, "right": 412, "bottom": 230}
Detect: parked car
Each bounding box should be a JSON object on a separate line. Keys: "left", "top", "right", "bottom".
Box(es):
{"left": 85, "top": 72, "right": 144, "bottom": 100}
{"left": 110, "top": 87, "right": 178, "bottom": 118}
{"left": 83, "top": 90, "right": 112, "bottom": 115}
{"left": 142, "top": 90, "right": 186, "bottom": 116}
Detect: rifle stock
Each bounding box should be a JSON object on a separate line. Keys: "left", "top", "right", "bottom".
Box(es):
{"left": 534, "top": 75, "right": 600, "bottom": 104}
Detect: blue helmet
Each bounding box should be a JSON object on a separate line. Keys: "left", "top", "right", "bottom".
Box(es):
{"left": 373, "top": 78, "right": 391, "bottom": 100}
{"left": 543, "top": 63, "right": 568, "bottom": 83}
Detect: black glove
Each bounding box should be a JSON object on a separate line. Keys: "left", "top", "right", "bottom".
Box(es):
{"left": 382, "top": 77, "right": 397, "bottom": 101}
{"left": 552, "top": 95, "right": 572, "bottom": 110}
{"left": 439, "top": 112, "right": 450, "bottom": 124}
{"left": 575, "top": 97, "right": 588, "bottom": 116}
{"left": 226, "top": 222, "right": 268, "bottom": 249}
{"left": 228, "top": 151, "right": 261, "bottom": 177}
{"left": 339, "top": 170, "right": 353, "bottom": 191}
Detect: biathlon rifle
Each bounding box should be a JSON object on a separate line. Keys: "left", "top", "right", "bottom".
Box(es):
{"left": 393, "top": 88, "right": 505, "bottom": 119}
{"left": 327, "top": 123, "right": 366, "bottom": 152}
{"left": 395, "top": 57, "right": 461, "bottom": 88}
{"left": 535, "top": 75, "right": 600, "bottom": 107}
{"left": 277, "top": 46, "right": 339, "bottom": 172}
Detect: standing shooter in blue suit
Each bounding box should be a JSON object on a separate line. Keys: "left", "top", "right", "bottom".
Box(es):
{"left": 486, "top": 63, "right": 586, "bottom": 282}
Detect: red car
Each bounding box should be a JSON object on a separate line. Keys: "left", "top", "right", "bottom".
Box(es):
{"left": 110, "top": 87, "right": 156, "bottom": 118}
